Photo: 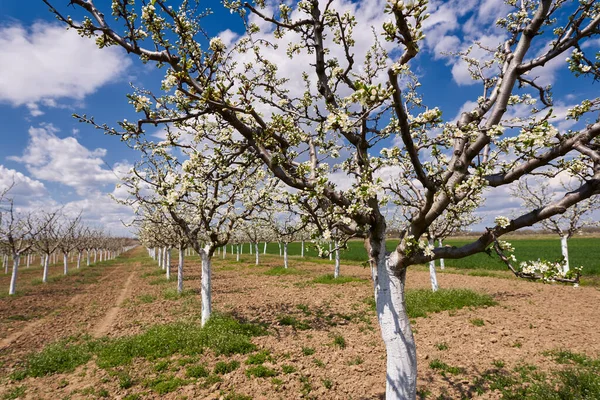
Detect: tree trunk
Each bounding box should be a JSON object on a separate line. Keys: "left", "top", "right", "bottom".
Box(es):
{"left": 200, "top": 249, "right": 212, "bottom": 327}
{"left": 301, "top": 240, "right": 305, "bottom": 257}
{"left": 249, "top": 242, "right": 252, "bottom": 255}
{"left": 561, "top": 235, "right": 569, "bottom": 273}
{"left": 63, "top": 253, "right": 68, "bottom": 275}
{"left": 9, "top": 254, "right": 20, "bottom": 295}
{"left": 166, "top": 247, "right": 171, "bottom": 280}
{"left": 334, "top": 240, "right": 340, "bottom": 278}
{"left": 87, "top": 250, "right": 90, "bottom": 266}
{"left": 263, "top": 242, "right": 267, "bottom": 254}
{"left": 370, "top": 237, "right": 417, "bottom": 400}
{"left": 283, "top": 242, "right": 288, "bottom": 269}
{"left": 278, "top": 241, "right": 282, "bottom": 257}
{"left": 223, "top": 245, "right": 226, "bottom": 259}
{"left": 428, "top": 239, "right": 439, "bottom": 292}
{"left": 77, "top": 252, "right": 82, "bottom": 269}
{"left": 236, "top": 245, "right": 240, "bottom": 262}
{"left": 438, "top": 239, "right": 445, "bottom": 270}
{"left": 255, "top": 243, "right": 259, "bottom": 266}
{"left": 329, "top": 242, "right": 333, "bottom": 260}
{"left": 93, "top": 249, "right": 97, "bottom": 263}
{"left": 177, "top": 246, "right": 184, "bottom": 294}
{"left": 26, "top": 254, "right": 30, "bottom": 268}
{"left": 42, "top": 254, "right": 50, "bottom": 283}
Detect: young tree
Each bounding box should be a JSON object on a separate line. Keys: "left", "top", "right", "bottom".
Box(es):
{"left": 513, "top": 176, "right": 600, "bottom": 272}
{"left": 46, "top": 1, "right": 600, "bottom": 397}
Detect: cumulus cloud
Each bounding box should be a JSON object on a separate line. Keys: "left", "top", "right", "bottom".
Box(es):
{"left": 0, "top": 165, "right": 47, "bottom": 197}
{"left": 0, "top": 22, "right": 131, "bottom": 114}
{"left": 9, "top": 124, "right": 119, "bottom": 195}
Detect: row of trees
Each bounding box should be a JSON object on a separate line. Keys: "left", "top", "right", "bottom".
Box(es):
{"left": 0, "top": 186, "right": 136, "bottom": 295}
{"left": 45, "top": 0, "right": 600, "bottom": 398}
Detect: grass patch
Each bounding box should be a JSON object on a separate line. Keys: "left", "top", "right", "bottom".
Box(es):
{"left": 186, "top": 364, "right": 210, "bottom": 378}
{"left": 311, "top": 274, "right": 366, "bottom": 285}
{"left": 3, "top": 386, "right": 26, "bottom": 400}
{"left": 278, "top": 315, "right": 310, "bottom": 330}
{"left": 470, "top": 318, "right": 485, "bottom": 327}
{"left": 406, "top": 288, "right": 496, "bottom": 318}
{"left": 264, "top": 266, "right": 305, "bottom": 276}
{"left": 435, "top": 342, "right": 449, "bottom": 351}
{"left": 245, "top": 350, "right": 272, "bottom": 365}
{"left": 429, "top": 359, "right": 463, "bottom": 375}
{"left": 281, "top": 364, "right": 296, "bottom": 374}
{"left": 13, "top": 314, "right": 265, "bottom": 378}
{"left": 163, "top": 288, "right": 194, "bottom": 300}
{"left": 331, "top": 333, "right": 346, "bottom": 349}
{"left": 246, "top": 365, "right": 277, "bottom": 378}
{"left": 301, "top": 347, "right": 315, "bottom": 356}
{"left": 137, "top": 294, "right": 155, "bottom": 304}
{"left": 143, "top": 374, "right": 187, "bottom": 394}
{"left": 214, "top": 360, "right": 240, "bottom": 375}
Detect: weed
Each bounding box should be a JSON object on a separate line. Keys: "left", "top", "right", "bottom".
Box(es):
{"left": 214, "top": 360, "right": 240, "bottom": 375}
{"left": 512, "top": 341, "right": 523, "bottom": 348}
{"left": 163, "top": 288, "right": 194, "bottom": 300}
{"left": 493, "top": 360, "right": 506, "bottom": 368}
{"left": 186, "top": 364, "right": 210, "bottom": 378}
{"left": 278, "top": 315, "right": 310, "bottom": 330}
{"left": 429, "top": 359, "right": 463, "bottom": 375}
{"left": 245, "top": 350, "right": 272, "bottom": 365}
{"left": 296, "top": 304, "right": 311, "bottom": 315}
{"left": 313, "top": 357, "right": 325, "bottom": 367}
{"left": 281, "top": 364, "right": 296, "bottom": 374}
{"left": 301, "top": 347, "right": 315, "bottom": 356}
{"left": 348, "top": 356, "right": 363, "bottom": 365}
{"left": 264, "top": 267, "right": 304, "bottom": 276}
{"left": 117, "top": 372, "right": 134, "bottom": 389}
{"left": 299, "top": 375, "right": 312, "bottom": 396}
{"left": 222, "top": 392, "right": 252, "bottom": 400}
{"left": 322, "top": 378, "right": 333, "bottom": 389}
{"left": 435, "top": 342, "right": 449, "bottom": 351}
{"left": 148, "top": 278, "right": 170, "bottom": 285}
{"left": 470, "top": 318, "right": 485, "bottom": 327}
{"left": 271, "top": 377, "right": 283, "bottom": 385}
{"left": 332, "top": 333, "right": 346, "bottom": 349}
{"left": 137, "top": 294, "right": 155, "bottom": 303}
{"left": 97, "top": 388, "right": 109, "bottom": 398}
{"left": 406, "top": 289, "right": 496, "bottom": 319}
{"left": 13, "top": 340, "right": 94, "bottom": 378}
{"left": 3, "top": 386, "right": 26, "bottom": 400}
{"left": 245, "top": 365, "right": 277, "bottom": 378}
{"left": 311, "top": 274, "right": 365, "bottom": 284}
{"left": 122, "top": 395, "right": 141, "bottom": 400}
{"left": 144, "top": 374, "right": 187, "bottom": 394}
{"left": 153, "top": 360, "right": 169, "bottom": 372}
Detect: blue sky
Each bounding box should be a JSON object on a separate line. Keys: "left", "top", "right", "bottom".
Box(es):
{"left": 0, "top": 0, "right": 598, "bottom": 236}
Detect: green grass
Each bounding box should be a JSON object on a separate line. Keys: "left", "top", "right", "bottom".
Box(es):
{"left": 137, "top": 294, "right": 155, "bottom": 303}
{"left": 479, "top": 351, "right": 600, "bottom": 399}
{"left": 278, "top": 315, "right": 310, "bottom": 330}
{"left": 143, "top": 374, "right": 187, "bottom": 394}
{"left": 245, "top": 365, "right": 278, "bottom": 378}
{"left": 429, "top": 359, "right": 463, "bottom": 375}
{"left": 259, "top": 237, "right": 600, "bottom": 275}
{"left": 13, "top": 314, "right": 266, "bottom": 378}
{"left": 2, "top": 386, "right": 26, "bottom": 400}
{"left": 186, "top": 364, "right": 210, "bottom": 378}
{"left": 281, "top": 364, "right": 296, "bottom": 374}
{"left": 214, "top": 360, "right": 240, "bottom": 375}
{"left": 311, "top": 274, "right": 366, "bottom": 284}
{"left": 264, "top": 266, "right": 305, "bottom": 276}
{"left": 331, "top": 333, "right": 346, "bottom": 349}
{"left": 405, "top": 289, "right": 496, "bottom": 318}
{"left": 245, "top": 350, "right": 272, "bottom": 365}
{"left": 470, "top": 318, "right": 485, "bottom": 326}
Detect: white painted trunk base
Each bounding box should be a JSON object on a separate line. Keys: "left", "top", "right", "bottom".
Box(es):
{"left": 438, "top": 239, "right": 445, "bottom": 270}
{"left": 561, "top": 236, "right": 570, "bottom": 273}
{"left": 334, "top": 240, "right": 340, "bottom": 278}
{"left": 428, "top": 239, "right": 439, "bottom": 292}
{"left": 200, "top": 250, "right": 212, "bottom": 327}
{"left": 255, "top": 243, "right": 259, "bottom": 266}
{"left": 283, "top": 243, "right": 288, "bottom": 269}
{"left": 9, "top": 255, "right": 20, "bottom": 295}
{"left": 166, "top": 248, "right": 171, "bottom": 280}
{"left": 177, "top": 248, "right": 184, "bottom": 294}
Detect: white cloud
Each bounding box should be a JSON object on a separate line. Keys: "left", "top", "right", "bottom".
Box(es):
{"left": 0, "top": 22, "right": 131, "bottom": 112}
{"left": 9, "top": 124, "right": 119, "bottom": 195}
{"left": 0, "top": 165, "right": 47, "bottom": 197}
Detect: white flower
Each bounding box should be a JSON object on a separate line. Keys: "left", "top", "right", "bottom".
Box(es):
{"left": 209, "top": 37, "right": 225, "bottom": 52}
{"left": 495, "top": 216, "right": 511, "bottom": 228}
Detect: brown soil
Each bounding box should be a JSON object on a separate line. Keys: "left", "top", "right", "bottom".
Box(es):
{"left": 1, "top": 248, "right": 599, "bottom": 400}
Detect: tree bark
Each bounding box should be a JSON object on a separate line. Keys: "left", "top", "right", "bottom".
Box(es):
{"left": 9, "top": 254, "right": 20, "bottom": 295}
{"left": 177, "top": 246, "right": 184, "bottom": 294}
{"left": 255, "top": 243, "right": 259, "bottom": 265}
{"left": 42, "top": 254, "right": 50, "bottom": 283}
{"left": 200, "top": 249, "right": 212, "bottom": 327}
{"left": 236, "top": 245, "right": 240, "bottom": 262}
{"left": 438, "top": 239, "right": 445, "bottom": 270}
{"left": 263, "top": 242, "right": 267, "bottom": 254}
{"left": 428, "top": 239, "right": 439, "bottom": 292}
{"left": 63, "top": 253, "right": 68, "bottom": 275}
{"left": 301, "top": 240, "right": 305, "bottom": 257}
{"left": 165, "top": 247, "right": 171, "bottom": 280}
{"left": 560, "top": 235, "right": 570, "bottom": 273}
{"left": 283, "top": 242, "right": 288, "bottom": 269}
{"left": 77, "top": 252, "right": 82, "bottom": 269}
{"left": 334, "top": 240, "right": 340, "bottom": 278}
{"left": 371, "top": 238, "right": 417, "bottom": 400}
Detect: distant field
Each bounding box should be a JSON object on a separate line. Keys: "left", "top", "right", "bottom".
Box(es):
{"left": 256, "top": 236, "right": 600, "bottom": 275}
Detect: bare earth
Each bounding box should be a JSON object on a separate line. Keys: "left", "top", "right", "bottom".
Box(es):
{"left": 1, "top": 248, "right": 599, "bottom": 399}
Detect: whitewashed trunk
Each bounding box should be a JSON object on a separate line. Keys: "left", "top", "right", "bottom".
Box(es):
{"left": 42, "top": 254, "right": 49, "bottom": 283}
{"left": 372, "top": 240, "right": 417, "bottom": 400}
{"left": 283, "top": 242, "right": 288, "bottom": 269}
{"left": 4, "top": 254, "right": 8, "bottom": 274}
{"left": 334, "top": 240, "right": 340, "bottom": 278}
{"left": 26, "top": 254, "right": 30, "bottom": 268}
{"left": 223, "top": 245, "right": 226, "bottom": 259}
{"left": 428, "top": 239, "right": 439, "bottom": 292}
{"left": 9, "top": 254, "right": 20, "bottom": 295}
{"left": 438, "top": 239, "right": 445, "bottom": 270}
{"left": 301, "top": 240, "right": 305, "bottom": 257}
{"left": 165, "top": 248, "right": 171, "bottom": 280}
{"left": 93, "top": 250, "right": 97, "bottom": 263}
{"left": 561, "top": 235, "right": 569, "bottom": 273}
{"left": 255, "top": 243, "right": 259, "bottom": 266}
{"left": 263, "top": 242, "right": 267, "bottom": 254}
{"left": 63, "top": 253, "right": 68, "bottom": 275}
{"left": 236, "top": 245, "right": 240, "bottom": 262}
{"left": 157, "top": 247, "right": 162, "bottom": 268}
{"left": 278, "top": 242, "right": 282, "bottom": 257}
{"left": 87, "top": 250, "right": 90, "bottom": 266}
{"left": 200, "top": 250, "right": 212, "bottom": 327}
{"left": 177, "top": 247, "right": 184, "bottom": 294}
{"left": 249, "top": 243, "right": 252, "bottom": 255}
{"left": 77, "top": 252, "right": 82, "bottom": 269}
{"left": 329, "top": 242, "right": 333, "bottom": 260}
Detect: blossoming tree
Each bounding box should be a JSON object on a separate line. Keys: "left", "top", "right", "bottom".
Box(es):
{"left": 46, "top": 0, "right": 600, "bottom": 397}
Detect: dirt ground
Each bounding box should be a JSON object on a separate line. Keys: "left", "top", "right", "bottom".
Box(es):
{"left": 1, "top": 248, "right": 599, "bottom": 399}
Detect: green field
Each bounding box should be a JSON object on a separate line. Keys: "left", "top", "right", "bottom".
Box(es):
{"left": 248, "top": 237, "right": 600, "bottom": 275}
